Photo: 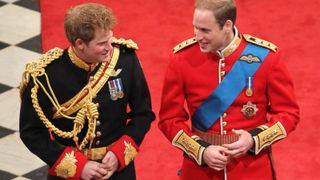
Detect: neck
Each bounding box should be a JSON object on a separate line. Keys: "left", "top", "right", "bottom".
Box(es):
{"left": 72, "top": 46, "right": 93, "bottom": 64}
{"left": 220, "top": 30, "right": 235, "bottom": 51}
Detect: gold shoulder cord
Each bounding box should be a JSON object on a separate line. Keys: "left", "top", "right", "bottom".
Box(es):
{"left": 21, "top": 47, "right": 120, "bottom": 151}
{"left": 112, "top": 37, "right": 139, "bottom": 50}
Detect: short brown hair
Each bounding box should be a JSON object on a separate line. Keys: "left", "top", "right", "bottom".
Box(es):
{"left": 64, "top": 3, "right": 117, "bottom": 45}
{"left": 195, "top": 0, "right": 236, "bottom": 29}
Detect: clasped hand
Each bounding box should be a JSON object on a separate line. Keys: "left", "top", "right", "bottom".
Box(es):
{"left": 81, "top": 151, "right": 119, "bottom": 180}
{"left": 203, "top": 129, "right": 253, "bottom": 171}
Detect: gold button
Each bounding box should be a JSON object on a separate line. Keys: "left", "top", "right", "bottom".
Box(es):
{"left": 222, "top": 121, "right": 227, "bottom": 126}
{"left": 96, "top": 131, "right": 101, "bottom": 137}
{"left": 96, "top": 121, "right": 101, "bottom": 126}
{"left": 96, "top": 140, "right": 100, "bottom": 145}
{"left": 221, "top": 63, "right": 226, "bottom": 68}
{"left": 223, "top": 130, "right": 227, "bottom": 135}
{"left": 222, "top": 113, "right": 227, "bottom": 118}
{"left": 221, "top": 71, "right": 226, "bottom": 76}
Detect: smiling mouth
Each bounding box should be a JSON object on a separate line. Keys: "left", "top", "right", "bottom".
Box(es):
{"left": 199, "top": 42, "right": 208, "bottom": 47}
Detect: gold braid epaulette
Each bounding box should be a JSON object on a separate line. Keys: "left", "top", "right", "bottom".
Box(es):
{"left": 243, "top": 34, "right": 277, "bottom": 52}
{"left": 20, "top": 47, "right": 64, "bottom": 99}
{"left": 112, "top": 37, "right": 138, "bottom": 50}
{"left": 173, "top": 37, "right": 197, "bottom": 53}
{"left": 20, "top": 47, "right": 99, "bottom": 151}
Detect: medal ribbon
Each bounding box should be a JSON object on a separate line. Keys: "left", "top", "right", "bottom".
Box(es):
{"left": 192, "top": 43, "right": 270, "bottom": 131}
{"left": 115, "top": 78, "right": 123, "bottom": 92}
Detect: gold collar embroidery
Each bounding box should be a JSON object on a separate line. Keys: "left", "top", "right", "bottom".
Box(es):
{"left": 68, "top": 47, "right": 98, "bottom": 71}
{"left": 219, "top": 26, "right": 242, "bottom": 58}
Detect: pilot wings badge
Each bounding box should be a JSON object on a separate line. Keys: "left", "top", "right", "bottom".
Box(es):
{"left": 239, "top": 54, "right": 261, "bottom": 64}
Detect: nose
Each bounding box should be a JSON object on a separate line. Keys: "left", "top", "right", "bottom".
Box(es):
{"left": 194, "top": 28, "right": 203, "bottom": 42}
{"left": 105, "top": 41, "right": 113, "bottom": 52}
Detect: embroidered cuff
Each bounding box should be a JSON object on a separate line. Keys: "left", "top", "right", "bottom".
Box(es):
{"left": 172, "top": 130, "right": 205, "bottom": 165}
{"left": 109, "top": 135, "right": 139, "bottom": 171}
{"left": 249, "top": 122, "right": 287, "bottom": 155}
{"left": 48, "top": 147, "right": 87, "bottom": 180}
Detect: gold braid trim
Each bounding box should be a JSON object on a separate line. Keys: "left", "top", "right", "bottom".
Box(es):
{"left": 172, "top": 130, "right": 205, "bottom": 165}
{"left": 124, "top": 141, "right": 138, "bottom": 166}
{"left": 112, "top": 37, "right": 138, "bottom": 50}
{"left": 55, "top": 151, "right": 77, "bottom": 178}
{"left": 173, "top": 37, "right": 197, "bottom": 54}
{"left": 52, "top": 47, "right": 120, "bottom": 119}
{"left": 30, "top": 71, "right": 99, "bottom": 150}
{"left": 23, "top": 47, "right": 103, "bottom": 151}
{"left": 20, "top": 48, "right": 64, "bottom": 100}
{"left": 253, "top": 122, "right": 287, "bottom": 155}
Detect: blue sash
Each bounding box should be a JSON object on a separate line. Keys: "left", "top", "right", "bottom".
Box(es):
{"left": 192, "top": 43, "right": 269, "bottom": 131}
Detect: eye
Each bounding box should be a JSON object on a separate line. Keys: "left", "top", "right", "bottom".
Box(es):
{"left": 98, "top": 42, "right": 107, "bottom": 46}
{"left": 200, "top": 28, "right": 210, "bottom": 33}
{"left": 194, "top": 26, "right": 210, "bottom": 33}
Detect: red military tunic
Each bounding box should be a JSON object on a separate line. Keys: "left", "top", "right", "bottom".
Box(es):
{"left": 159, "top": 28, "right": 299, "bottom": 180}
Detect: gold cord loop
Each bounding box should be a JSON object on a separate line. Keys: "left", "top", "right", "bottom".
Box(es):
{"left": 23, "top": 47, "right": 100, "bottom": 151}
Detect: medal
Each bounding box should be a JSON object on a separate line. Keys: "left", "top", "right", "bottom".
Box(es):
{"left": 245, "top": 76, "right": 253, "bottom": 97}
{"left": 110, "top": 90, "right": 118, "bottom": 101}
{"left": 115, "top": 78, "right": 124, "bottom": 99}
{"left": 117, "top": 91, "right": 124, "bottom": 98}
{"left": 108, "top": 78, "right": 124, "bottom": 100}
{"left": 108, "top": 80, "right": 118, "bottom": 101}
{"left": 241, "top": 101, "right": 258, "bottom": 118}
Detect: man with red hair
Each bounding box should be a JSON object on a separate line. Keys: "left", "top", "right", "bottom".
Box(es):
{"left": 20, "top": 3, "right": 155, "bottom": 179}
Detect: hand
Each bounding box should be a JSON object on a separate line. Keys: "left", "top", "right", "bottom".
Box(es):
{"left": 222, "top": 129, "right": 254, "bottom": 159}
{"left": 81, "top": 160, "right": 107, "bottom": 180}
{"left": 100, "top": 151, "right": 119, "bottom": 179}
{"left": 203, "top": 145, "right": 229, "bottom": 171}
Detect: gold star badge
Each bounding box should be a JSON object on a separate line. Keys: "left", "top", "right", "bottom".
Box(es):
{"left": 241, "top": 101, "right": 258, "bottom": 118}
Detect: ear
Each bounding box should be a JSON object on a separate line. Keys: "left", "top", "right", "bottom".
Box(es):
{"left": 223, "top": 20, "right": 233, "bottom": 33}
{"left": 74, "top": 38, "right": 85, "bottom": 50}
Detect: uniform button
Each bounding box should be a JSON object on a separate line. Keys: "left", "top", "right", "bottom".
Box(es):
{"left": 96, "top": 131, "right": 101, "bottom": 137}
{"left": 222, "top": 121, "right": 227, "bottom": 126}
{"left": 96, "top": 121, "right": 101, "bottom": 126}
{"left": 221, "top": 71, "right": 226, "bottom": 76}
{"left": 96, "top": 140, "right": 100, "bottom": 145}
{"left": 223, "top": 130, "right": 227, "bottom": 135}
{"left": 221, "top": 63, "right": 226, "bottom": 68}
{"left": 222, "top": 113, "right": 227, "bottom": 118}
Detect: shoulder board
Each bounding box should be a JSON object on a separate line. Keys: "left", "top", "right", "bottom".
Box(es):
{"left": 26, "top": 47, "right": 64, "bottom": 72}
{"left": 112, "top": 37, "right": 138, "bottom": 50}
{"left": 242, "top": 34, "right": 277, "bottom": 52}
{"left": 20, "top": 47, "right": 63, "bottom": 98}
{"left": 173, "top": 37, "right": 197, "bottom": 54}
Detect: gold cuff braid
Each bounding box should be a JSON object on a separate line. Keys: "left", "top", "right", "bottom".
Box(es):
{"left": 172, "top": 130, "right": 205, "bottom": 165}
{"left": 253, "top": 122, "right": 287, "bottom": 154}
{"left": 55, "top": 151, "right": 77, "bottom": 179}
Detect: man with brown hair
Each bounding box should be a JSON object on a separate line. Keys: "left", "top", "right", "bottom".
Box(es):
{"left": 19, "top": 3, "right": 155, "bottom": 179}
{"left": 159, "top": 0, "right": 299, "bottom": 179}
